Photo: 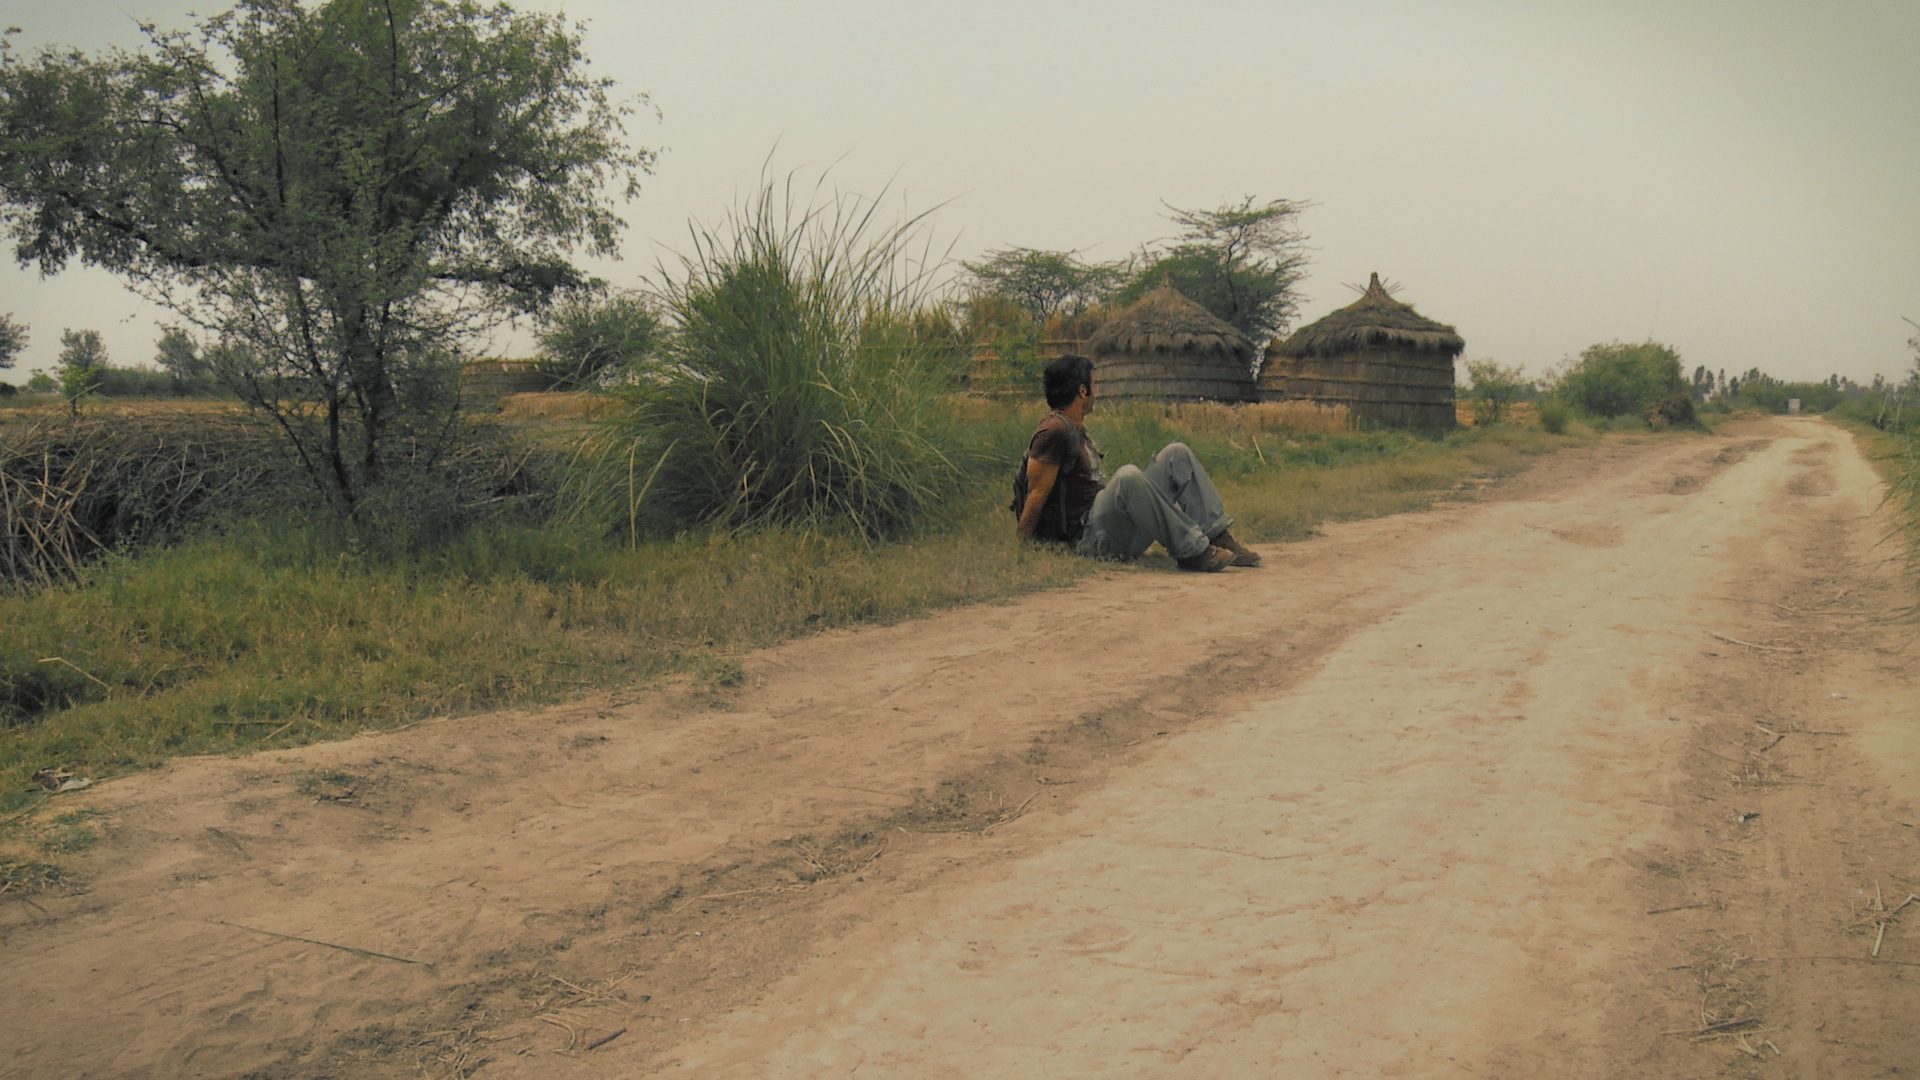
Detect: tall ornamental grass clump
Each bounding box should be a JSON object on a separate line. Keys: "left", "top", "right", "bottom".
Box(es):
{"left": 573, "top": 181, "right": 965, "bottom": 541}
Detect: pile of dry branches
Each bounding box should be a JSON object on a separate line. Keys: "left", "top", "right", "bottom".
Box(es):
{"left": 0, "top": 413, "right": 286, "bottom": 589}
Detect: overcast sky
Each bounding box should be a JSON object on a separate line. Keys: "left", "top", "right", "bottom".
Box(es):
{"left": 4, "top": 0, "right": 1916, "bottom": 386}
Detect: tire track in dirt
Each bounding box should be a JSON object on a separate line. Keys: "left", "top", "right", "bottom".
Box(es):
{"left": 641, "top": 419, "right": 1919, "bottom": 1078}
{"left": 1608, "top": 420, "right": 1920, "bottom": 1079}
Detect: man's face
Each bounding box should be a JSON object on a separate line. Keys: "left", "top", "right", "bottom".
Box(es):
{"left": 1081, "top": 377, "right": 1096, "bottom": 414}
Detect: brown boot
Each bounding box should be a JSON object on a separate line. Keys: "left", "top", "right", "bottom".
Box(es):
{"left": 1212, "top": 529, "right": 1262, "bottom": 567}
{"left": 1176, "top": 544, "right": 1235, "bottom": 572}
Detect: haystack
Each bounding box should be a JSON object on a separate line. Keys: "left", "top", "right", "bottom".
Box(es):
{"left": 1087, "top": 277, "right": 1255, "bottom": 402}
{"left": 1260, "top": 272, "right": 1464, "bottom": 428}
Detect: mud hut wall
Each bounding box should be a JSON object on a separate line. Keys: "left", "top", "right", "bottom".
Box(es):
{"left": 1289, "top": 348, "right": 1454, "bottom": 386}
{"left": 1261, "top": 347, "right": 1457, "bottom": 427}
{"left": 1096, "top": 353, "right": 1255, "bottom": 403}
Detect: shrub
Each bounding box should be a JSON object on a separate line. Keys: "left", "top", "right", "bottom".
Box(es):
{"left": 1464, "top": 359, "right": 1531, "bottom": 425}
{"left": 1537, "top": 398, "right": 1572, "bottom": 434}
{"left": 1645, "top": 393, "right": 1696, "bottom": 429}
{"left": 1554, "top": 341, "right": 1685, "bottom": 418}
{"left": 572, "top": 179, "right": 966, "bottom": 541}
{"left": 534, "top": 289, "right": 662, "bottom": 389}
{"left": 93, "top": 366, "right": 177, "bottom": 398}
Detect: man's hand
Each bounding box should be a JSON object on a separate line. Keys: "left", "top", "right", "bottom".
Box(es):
{"left": 1016, "top": 457, "right": 1061, "bottom": 540}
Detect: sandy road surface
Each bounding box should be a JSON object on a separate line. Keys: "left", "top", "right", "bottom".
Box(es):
{"left": 3, "top": 417, "right": 1915, "bottom": 1078}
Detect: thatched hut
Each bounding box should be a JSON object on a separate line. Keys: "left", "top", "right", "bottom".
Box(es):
{"left": 1260, "top": 273, "right": 1464, "bottom": 429}
{"left": 1087, "top": 278, "right": 1255, "bottom": 402}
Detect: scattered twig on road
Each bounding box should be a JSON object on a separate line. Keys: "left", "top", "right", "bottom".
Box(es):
{"left": 670, "top": 883, "right": 802, "bottom": 914}
{"left": 585, "top": 1027, "right": 626, "bottom": 1051}
{"left": 1766, "top": 955, "right": 1920, "bottom": 969}
{"left": 213, "top": 919, "right": 430, "bottom": 966}
{"left": 980, "top": 792, "right": 1039, "bottom": 833}
{"left": 537, "top": 1013, "right": 579, "bottom": 1052}
{"left": 1647, "top": 902, "right": 1713, "bottom": 915}
{"left": 1663, "top": 1017, "right": 1761, "bottom": 1039}
{"left": 1707, "top": 632, "right": 1799, "bottom": 654}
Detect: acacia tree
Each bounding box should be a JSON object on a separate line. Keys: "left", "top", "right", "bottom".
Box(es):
{"left": 1464, "top": 359, "right": 1531, "bottom": 425}
{"left": 1115, "top": 196, "right": 1311, "bottom": 343}
{"left": 0, "top": 311, "right": 24, "bottom": 369}
{"left": 56, "top": 327, "right": 106, "bottom": 413}
{"left": 960, "top": 247, "right": 1123, "bottom": 324}
{"left": 0, "top": 0, "right": 650, "bottom": 520}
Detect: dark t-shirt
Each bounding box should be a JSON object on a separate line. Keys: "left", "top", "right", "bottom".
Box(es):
{"left": 1026, "top": 412, "right": 1104, "bottom": 544}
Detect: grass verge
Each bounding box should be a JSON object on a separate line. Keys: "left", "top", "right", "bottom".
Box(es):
{"left": 1, "top": 401, "right": 1590, "bottom": 817}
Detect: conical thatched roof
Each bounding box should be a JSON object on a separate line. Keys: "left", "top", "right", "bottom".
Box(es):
{"left": 1272, "top": 273, "right": 1463, "bottom": 358}
{"left": 1088, "top": 277, "right": 1254, "bottom": 362}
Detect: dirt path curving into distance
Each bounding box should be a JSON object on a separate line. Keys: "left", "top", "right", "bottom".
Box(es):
{"left": 3, "top": 416, "right": 1915, "bottom": 1078}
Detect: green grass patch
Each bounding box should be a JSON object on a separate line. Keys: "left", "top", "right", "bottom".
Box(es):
{"left": 1834, "top": 418, "right": 1920, "bottom": 576}
{"left": 1, "top": 399, "right": 1596, "bottom": 813}
{"left": 33, "top": 808, "right": 104, "bottom": 854}
{"left": 0, "top": 857, "right": 70, "bottom": 894}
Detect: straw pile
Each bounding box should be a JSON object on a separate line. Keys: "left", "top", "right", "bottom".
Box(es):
{"left": 0, "top": 414, "right": 285, "bottom": 589}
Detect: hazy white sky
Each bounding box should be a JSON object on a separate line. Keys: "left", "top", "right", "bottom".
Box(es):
{"left": 3, "top": 0, "right": 1916, "bottom": 385}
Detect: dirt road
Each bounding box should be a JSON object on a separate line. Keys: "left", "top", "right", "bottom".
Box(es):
{"left": 4, "top": 417, "right": 1915, "bottom": 1078}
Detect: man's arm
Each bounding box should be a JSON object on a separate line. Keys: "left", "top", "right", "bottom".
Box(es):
{"left": 1016, "top": 457, "right": 1061, "bottom": 540}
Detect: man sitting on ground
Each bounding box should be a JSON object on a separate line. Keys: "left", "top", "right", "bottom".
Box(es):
{"left": 1013, "top": 354, "right": 1262, "bottom": 572}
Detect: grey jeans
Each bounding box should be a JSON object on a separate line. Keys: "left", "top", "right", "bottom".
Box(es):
{"left": 1076, "top": 442, "right": 1232, "bottom": 562}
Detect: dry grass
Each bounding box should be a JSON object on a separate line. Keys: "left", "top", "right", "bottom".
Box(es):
{"left": 1455, "top": 400, "right": 1540, "bottom": 428}
{"left": 494, "top": 392, "right": 617, "bottom": 422}
{"left": 1154, "top": 399, "right": 1352, "bottom": 435}
{"left": 0, "top": 412, "right": 288, "bottom": 589}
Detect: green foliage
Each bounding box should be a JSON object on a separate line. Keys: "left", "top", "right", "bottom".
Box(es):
{"left": 960, "top": 247, "right": 1124, "bottom": 323}
{"left": 574, "top": 181, "right": 967, "bottom": 541}
{"left": 149, "top": 328, "right": 219, "bottom": 395}
{"left": 960, "top": 294, "right": 1047, "bottom": 395}
{"left": 1464, "top": 359, "right": 1532, "bottom": 425}
{"left": 0, "top": 0, "right": 651, "bottom": 522}
{"left": 56, "top": 328, "right": 105, "bottom": 413}
{"left": 1113, "top": 196, "right": 1310, "bottom": 342}
{"left": 24, "top": 370, "right": 54, "bottom": 394}
{"left": 1729, "top": 376, "right": 1846, "bottom": 414}
{"left": 92, "top": 366, "right": 175, "bottom": 398}
{"left": 535, "top": 289, "right": 662, "bottom": 388}
{"left": 1536, "top": 397, "right": 1573, "bottom": 434}
{"left": 1553, "top": 340, "right": 1686, "bottom": 419}
{"left": 0, "top": 312, "right": 25, "bottom": 370}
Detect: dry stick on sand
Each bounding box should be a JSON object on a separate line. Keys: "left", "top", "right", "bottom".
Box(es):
{"left": 1767, "top": 955, "right": 1920, "bottom": 969}
{"left": 980, "top": 792, "right": 1040, "bottom": 833}
{"left": 1662, "top": 1017, "right": 1763, "bottom": 1038}
{"left": 214, "top": 919, "right": 431, "bottom": 966}
{"left": 1707, "top": 632, "right": 1800, "bottom": 653}
{"left": 585, "top": 1028, "right": 627, "bottom": 1051}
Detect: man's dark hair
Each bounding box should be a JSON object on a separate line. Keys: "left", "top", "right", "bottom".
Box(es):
{"left": 1042, "top": 354, "right": 1093, "bottom": 409}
